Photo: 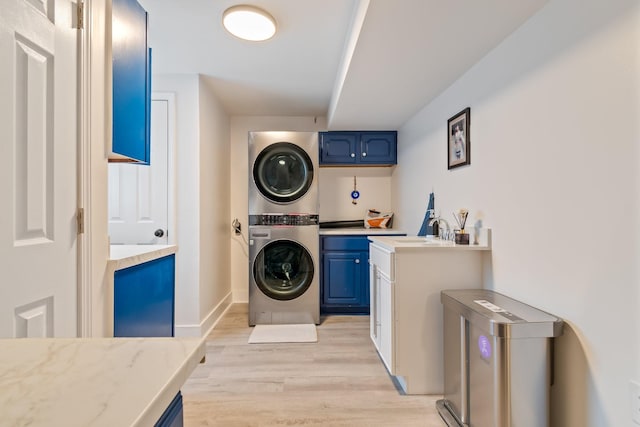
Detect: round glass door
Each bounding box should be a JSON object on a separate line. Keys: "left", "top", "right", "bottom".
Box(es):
{"left": 253, "top": 240, "right": 314, "bottom": 301}
{"left": 253, "top": 142, "right": 314, "bottom": 203}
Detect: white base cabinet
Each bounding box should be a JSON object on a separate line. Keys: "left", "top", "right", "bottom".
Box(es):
{"left": 368, "top": 236, "right": 490, "bottom": 395}
{"left": 371, "top": 265, "right": 394, "bottom": 372}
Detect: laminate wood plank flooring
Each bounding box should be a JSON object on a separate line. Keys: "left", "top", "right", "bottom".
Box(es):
{"left": 182, "top": 304, "right": 445, "bottom": 426}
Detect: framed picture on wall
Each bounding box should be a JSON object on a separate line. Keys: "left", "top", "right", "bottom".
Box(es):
{"left": 447, "top": 107, "right": 470, "bottom": 170}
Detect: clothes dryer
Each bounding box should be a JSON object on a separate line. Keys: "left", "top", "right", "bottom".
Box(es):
{"left": 249, "top": 131, "right": 318, "bottom": 215}
{"left": 248, "top": 214, "right": 319, "bottom": 325}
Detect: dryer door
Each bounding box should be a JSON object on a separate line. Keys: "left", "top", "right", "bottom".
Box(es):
{"left": 252, "top": 142, "right": 314, "bottom": 204}
{"left": 253, "top": 239, "right": 314, "bottom": 301}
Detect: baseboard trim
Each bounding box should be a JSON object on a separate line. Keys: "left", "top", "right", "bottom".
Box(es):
{"left": 174, "top": 292, "right": 233, "bottom": 338}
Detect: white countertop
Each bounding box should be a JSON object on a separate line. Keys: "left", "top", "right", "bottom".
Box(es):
{"left": 108, "top": 244, "right": 177, "bottom": 271}
{"left": 0, "top": 337, "right": 205, "bottom": 427}
{"left": 319, "top": 228, "right": 406, "bottom": 236}
{"left": 369, "top": 230, "right": 492, "bottom": 252}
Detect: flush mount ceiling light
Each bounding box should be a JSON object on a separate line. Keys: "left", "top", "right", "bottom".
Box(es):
{"left": 223, "top": 5, "right": 277, "bottom": 41}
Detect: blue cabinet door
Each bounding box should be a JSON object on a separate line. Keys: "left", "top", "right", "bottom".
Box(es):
{"left": 155, "top": 392, "right": 183, "bottom": 427}
{"left": 112, "top": 0, "right": 151, "bottom": 163}
{"left": 360, "top": 132, "right": 397, "bottom": 164}
{"left": 319, "top": 132, "right": 358, "bottom": 164}
{"left": 323, "top": 252, "right": 364, "bottom": 306}
{"left": 114, "top": 255, "right": 175, "bottom": 337}
{"left": 319, "top": 131, "right": 397, "bottom": 165}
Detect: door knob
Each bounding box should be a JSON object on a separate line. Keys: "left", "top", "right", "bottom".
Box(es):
{"left": 154, "top": 229, "right": 165, "bottom": 238}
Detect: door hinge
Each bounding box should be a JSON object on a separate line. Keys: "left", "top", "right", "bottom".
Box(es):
{"left": 76, "top": 208, "right": 84, "bottom": 234}
{"left": 76, "top": 1, "right": 84, "bottom": 30}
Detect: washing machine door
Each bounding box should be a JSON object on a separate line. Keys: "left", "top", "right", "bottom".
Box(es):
{"left": 253, "top": 142, "right": 314, "bottom": 204}
{"left": 253, "top": 239, "right": 314, "bottom": 301}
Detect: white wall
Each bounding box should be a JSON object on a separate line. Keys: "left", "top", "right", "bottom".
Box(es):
{"left": 153, "top": 74, "right": 231, "bottom": 336}
{"left": 318, "top": 167, "right": 394, "bottom": 223}
{"left": 394, "top": 0, "right": 639, "bottom": 425}
{"left": 198, "top": 76, "right": 232, "bottom": 333}
{"left": 229, "top": 116, "right": 327, "bottom": 303}
{"left": 88, "top": 0, "right": 111, "bottom": 337}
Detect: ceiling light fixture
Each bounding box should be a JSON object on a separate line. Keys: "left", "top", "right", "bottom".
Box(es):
{"left": 222, "top": 5, "right": 277, "bottom": 42}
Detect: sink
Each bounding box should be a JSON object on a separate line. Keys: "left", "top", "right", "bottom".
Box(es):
{"left": 422, "top": 239, "right": 444, "bottom": 244}
{"left": 392, "top": 237, "right": 444, "bottom": 244}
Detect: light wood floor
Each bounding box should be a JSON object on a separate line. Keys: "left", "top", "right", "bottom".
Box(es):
{"left": 181, "top": 304, "right": 445, "bottom": 426}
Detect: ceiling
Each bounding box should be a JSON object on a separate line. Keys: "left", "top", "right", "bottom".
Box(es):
{"left": 139, "top": 0, "right": 548, "bottom": 130}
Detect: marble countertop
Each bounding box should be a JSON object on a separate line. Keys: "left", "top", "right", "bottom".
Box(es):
{"left": 369, "top": 230, "right": 492, "bottom": 252}
{"left": 319, "top": 228, "right": 406, "bottom": 236}
{"left": 0, "top": 337, "right": 205, "bottom": 427}
{"left": 108, "top": 244, "right": 177, "bottom": 271}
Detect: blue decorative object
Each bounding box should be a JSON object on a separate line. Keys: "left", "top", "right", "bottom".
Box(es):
{"left": 417, "top": 192, "right": 435, "bottom": 236}
{"left": 351, "top": 176, "right": 360, "bottom": 204}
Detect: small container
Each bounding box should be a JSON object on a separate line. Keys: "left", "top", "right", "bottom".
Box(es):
{"left": 455, "top": 231, "right": 469, "bottom": 245}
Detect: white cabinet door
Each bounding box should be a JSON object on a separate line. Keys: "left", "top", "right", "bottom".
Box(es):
{"left": 378, "top": 273, "right": 394, "bottom": 373}
{"left": 108, "top": 98, "right": 169, "bottom": 244}
{"left": 369, "top": 263, "right": 380, "bottom": 348}
{"left": 369, "top": 244, "right": 395, "bottom": 374}
{"left": 0, "top": 0, "right": 79, "bottom": 338}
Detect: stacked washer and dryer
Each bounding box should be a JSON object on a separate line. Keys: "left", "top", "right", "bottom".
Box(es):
{"left": 248, "top": 131, "right": 320, "bottom": 326}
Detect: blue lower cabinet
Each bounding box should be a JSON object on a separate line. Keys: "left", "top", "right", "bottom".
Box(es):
{"left": 155, "top": 392, "right": 183, "bottom": 427}
{"left": 321, "top": 236, "right": 370, "bottom": 314}
{"left": 114, "top": 254, "right": 175, "bottom": 337}
{"left": 321, "top": 235, "right": 406, "bottom": 314}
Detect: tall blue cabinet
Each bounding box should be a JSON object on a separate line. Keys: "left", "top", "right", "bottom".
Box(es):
{"left": 111, "top": 0, "right": 151, "bottom": 164}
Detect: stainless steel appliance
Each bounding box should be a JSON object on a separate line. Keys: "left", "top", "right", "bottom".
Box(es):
{"left": 438, "top": 289, "right": 563, "bottom": 427}
{"left": 249, "top": 214, "right": 319, "bottom": 325}
{"left": 249, "top": 131, "right": 318, "bottom": 215}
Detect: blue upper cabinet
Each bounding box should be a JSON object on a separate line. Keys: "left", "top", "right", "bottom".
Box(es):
{"left": 111, "top": 0, "right": 151, "bottom": 164}
{"left": 319, "top": 131, "right": 397, "bottom": 166}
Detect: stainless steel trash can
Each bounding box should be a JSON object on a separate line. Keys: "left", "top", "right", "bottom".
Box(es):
{"left": 437, "top": 289, "right": 563, "bottom": 427}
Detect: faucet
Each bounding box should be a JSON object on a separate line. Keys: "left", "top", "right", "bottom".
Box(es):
{"left": 428, "top": 217, "right": 450, "bottom": 239}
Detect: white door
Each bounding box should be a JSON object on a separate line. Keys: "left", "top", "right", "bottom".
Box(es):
{"left": 108, "top": 98, "right": 169, "bottom": 244}
{"left": 0, "top": 0, "right": 79, "bottom": 337}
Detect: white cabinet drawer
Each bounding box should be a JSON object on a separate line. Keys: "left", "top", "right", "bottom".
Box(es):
{"left": 369, "top": 244, "right": 394, "bottom": 280}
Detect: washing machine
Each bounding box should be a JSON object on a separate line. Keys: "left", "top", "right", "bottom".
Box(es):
{"left": 249, "top": 131, "right": 318, "bottom": 214}
{"left": 249, "top": 214, "right": 319, "bottom": 325}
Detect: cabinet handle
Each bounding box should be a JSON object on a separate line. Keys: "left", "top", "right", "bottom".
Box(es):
{"left": 362, "top": 152, "right": 367, "bottom": 157}
{"left": 350, "top": 153, "right": 355, "bottom": 158}
{"left": 355, "top": 259, "right": 360, "bottom": 264}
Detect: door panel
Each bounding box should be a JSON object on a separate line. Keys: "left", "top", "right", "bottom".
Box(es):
{"left": 0, "top": 0, "right": 78, "bottom": 337}
{"left": 323, "top": 252, "right": 360, "bottom": 304}
{"left": 109, "top": 99, "right": 169, "bottom": 244}
{"left": 252, "top": 142, "right": 314, "bottom": 203}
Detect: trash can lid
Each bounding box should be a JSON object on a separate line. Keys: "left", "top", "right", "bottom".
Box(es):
{"left": 441, "top": 289, "right": 564, "bottom": 338}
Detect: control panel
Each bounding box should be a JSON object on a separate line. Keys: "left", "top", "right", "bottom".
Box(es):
{"left": 249, "top": 214, "right": 319, "bottom": 226}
